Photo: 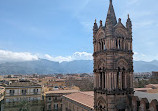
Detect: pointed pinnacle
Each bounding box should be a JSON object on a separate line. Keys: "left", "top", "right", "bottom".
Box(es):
{"left": 128, "top": 14, "right": 130, "bottom": 19}
{"left": 110, "top": 0, "right": 112, "bottom": 3}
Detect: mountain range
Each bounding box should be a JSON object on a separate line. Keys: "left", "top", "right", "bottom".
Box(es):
{"left": 0, "top": 59, "right": 157, "bottom": 75}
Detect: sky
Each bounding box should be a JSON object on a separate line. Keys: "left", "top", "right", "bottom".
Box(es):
{"left": 0, "top": 0, "right": 158, "bottom": 62}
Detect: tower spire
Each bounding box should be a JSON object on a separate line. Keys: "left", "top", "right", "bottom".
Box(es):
{"left": 105, "top": 0, "right": 117, "bottom": 35}
{"left": 110, "top": 0, "right": 112, "bottom": 4}
{"left": 106, "top": 0, "right": 117, "bottom": 26}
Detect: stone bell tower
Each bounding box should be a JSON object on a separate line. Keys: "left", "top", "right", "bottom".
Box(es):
{"left": 93, "top": 0, "right": 134, "bottom": 111}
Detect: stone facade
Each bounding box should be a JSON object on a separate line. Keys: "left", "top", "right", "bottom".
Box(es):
{"left": 93, "top": 0, "right": 134, "bottom": 111}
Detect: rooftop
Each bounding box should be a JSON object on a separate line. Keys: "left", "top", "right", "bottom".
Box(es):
{"left": 63, "top": 91, "right": 94, "bottom": 109}
{"left": 45, "top": 89, "right": 80, "bottom": 94}
{"left": 134, "top": 88, "right": 152, "bottom": 91}
{"left": 5, "top": 81, "right": 41, "bottom": 87}
{"left": 134, "top": 91, "right": 158, "bottom": 102}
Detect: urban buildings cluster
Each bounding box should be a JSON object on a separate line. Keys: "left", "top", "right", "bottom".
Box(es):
{"left": 0, "top": 73, "right": 94, "bottom": 111}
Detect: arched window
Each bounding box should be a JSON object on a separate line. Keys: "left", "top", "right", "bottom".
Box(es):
{"left": 116, "top": 40, "right": 118, "bottom": 49}
{"left": 102, "top": 41, "right": 104, "bottom": 50}
{"left": 118, "top": 39, "right": 121, "bottom": 49}
{"left": 103, "top": 42, "right": 106, "bottom": 50}
{"left": 122, "top": 67, "right": 125, "bottom": 89}
{"left": 125, "top": 42, "right": 128, "bottom": 50}
{"left": 100, "top": 72, "right": 102, "bottom": 89}
{"left": 103, "top": 73, "right": 105, "bottom": 88}
{"left": 117, "top": 67, "right": 120, "bottom": 89}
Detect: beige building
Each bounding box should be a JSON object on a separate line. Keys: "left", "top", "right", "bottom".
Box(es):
{"left": 62, "top": 91, "right": 94, "bottom": 111}
{"left": 45, "top": 90, "right": 79, "bottom": 111}
{"left": 3, "top": 80, "right": 44, "bottom": 111}
{"left": 0, "top": 87, "right": 5, "bottom": 111}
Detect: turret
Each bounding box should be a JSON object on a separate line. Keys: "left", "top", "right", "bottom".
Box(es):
{"left": 99, "top": 20, "right": 103, "bottom": 28}
{"left": 93, "top": 19, "right": 98, "bottom": 37}
{"left": 126, "top": 14, "right": 132, "bottom": 36}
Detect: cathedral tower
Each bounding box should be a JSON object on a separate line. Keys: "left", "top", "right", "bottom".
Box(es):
{"left": 93, "top": 0, "right": 134, "bottom": 111}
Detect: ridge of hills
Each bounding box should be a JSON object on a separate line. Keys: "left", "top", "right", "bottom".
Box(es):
{"left": 0, "top": 59, "right": 157, "bottom": 74}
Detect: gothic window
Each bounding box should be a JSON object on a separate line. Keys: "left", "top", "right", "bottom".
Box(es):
{"left": 122, "top": 39, "right": 124, "bottom": 49}
{"left": 118, "top": 39, "right": 120, "bottom": 49}
{"left": 122, "top": 68, "right": 125, "bottom": 89}
{"left": 103, "top": 73, "right": 105, "bottom": 88}
{"left": 125, "top": 42, "right": 128, "bottom": 50}
{"left": 100, "top": 73, "right": 102, "bottom": 89}
{"left": 116, "top": 40, "right": 118, "bottom": 49}
{"left": 104, "top": 42, "right": 106, "bottom": 50}
{"left": 117, "top": 67, "right": 120, "bottom": 89}
{"left": 111, "top": 73, "right": 113, "bottom": 89}
{"left": 99, "top": 42, "right": 102, "bottom": 51}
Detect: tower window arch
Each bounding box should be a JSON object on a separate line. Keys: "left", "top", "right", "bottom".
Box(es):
{"left": 118, "top": 39, "right": 121, "bottom": 49}
{"left": 117, "top": 67, "right": 120, "bottom": 89}
{"left": 116, "top": 40, "right": 118, "bottom": 49}
{"left": 122, "top": 67, "right": 126, "bottom": 89}
{"left": 103, "top": 42, "right": 106, "bottom": 50}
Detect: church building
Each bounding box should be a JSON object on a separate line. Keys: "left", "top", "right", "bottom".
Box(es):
{"left": 93, "top": 0, "right": 134, "bottom": 110}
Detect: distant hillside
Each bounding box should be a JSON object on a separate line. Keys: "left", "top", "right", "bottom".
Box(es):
{"left": 0, "top": 59, "right": 157, "bottom": 74}
{"left": 134, "top": 60, "right": 158, "bottom": 72}
{"left": 0, "top": 59, "right": 93, "bottom": 74}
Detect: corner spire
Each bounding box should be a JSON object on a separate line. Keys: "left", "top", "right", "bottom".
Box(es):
{"left": 105, "top": 0, "right": 117, "bottom": 35}
{"left": 110, "top": 0, "right": 112, "bottom": 4}
{"left": 105, "top": 0, "right": 117, "bottom": 26}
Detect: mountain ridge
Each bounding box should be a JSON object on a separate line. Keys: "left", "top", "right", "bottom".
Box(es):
{"left": 0, "top": 59, "right": 157, "bottom": 74}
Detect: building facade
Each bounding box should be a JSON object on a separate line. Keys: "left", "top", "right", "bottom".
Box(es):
{"left": 93, "top": 0, "right": 134, "bottom": 110}
{"left": 62, "top": 91, "right": 94, "bottom": 111}
{"left": 45, "top": 90, "right": 79, "bottom": 111}
{"left": 0, "top": 87, "right": 5, "bottom": 111}
{"left": 3, "top": 80, "right": 44, "bottom": 111}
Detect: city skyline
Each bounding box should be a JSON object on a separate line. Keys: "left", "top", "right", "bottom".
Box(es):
{"left": 0, "top": 0, "right": 158, "bottom": 62}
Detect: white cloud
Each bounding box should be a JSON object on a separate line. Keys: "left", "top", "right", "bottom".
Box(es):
{"left": 0, "top": 49, "right": 157, "bottom": 63}
{"left": 134, "top": 52, "right": 158, "bottom": 62}
{"left": 44, "top": 54, "right": 72, "bottom": 63}
{"left": 44, "top": 52, "right": 93, "bottom": 63}
{"left": 0, "top": 50, "right": 93, "bottom": 63}
{"left": 0, "top": 50, "right": 38, "bottom": 62}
